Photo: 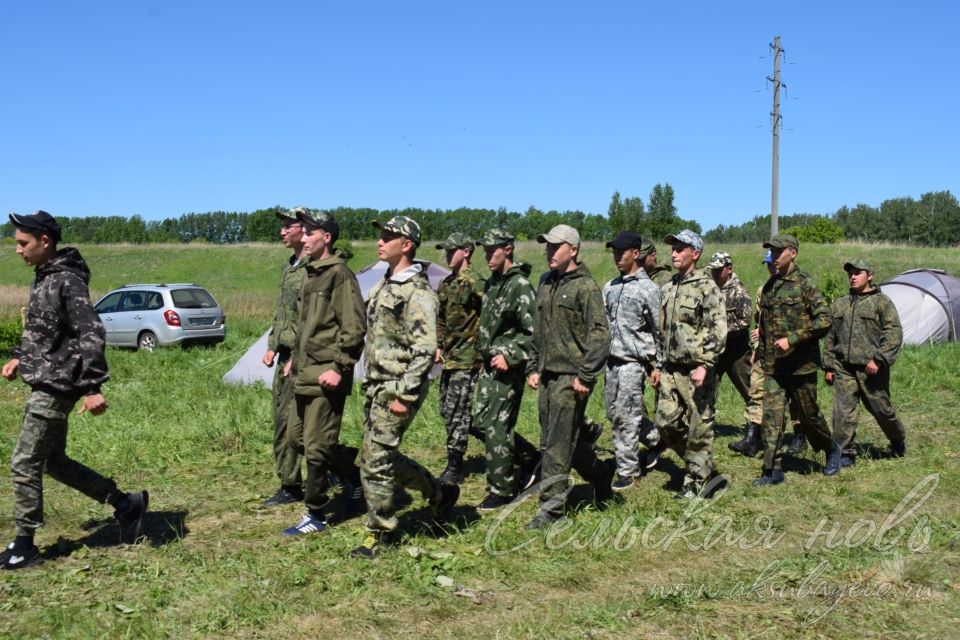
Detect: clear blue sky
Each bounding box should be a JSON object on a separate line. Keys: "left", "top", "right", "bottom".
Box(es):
{"left": 2, "top": 1, "right": 957, "bottom": 232}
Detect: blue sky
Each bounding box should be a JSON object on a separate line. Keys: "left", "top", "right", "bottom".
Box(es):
{"left": 1, "top": 1, "right": 957, "bottom": 232}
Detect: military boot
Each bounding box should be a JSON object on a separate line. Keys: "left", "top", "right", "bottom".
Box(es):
{"left": 787, "top": 431, "right": 808, "bottom": 456}
{"left": 728, "top": 423, "right": 763, "bottom": 457}
{"left": 823, "top": 445, "right": 844, "bottom": 476}
{"left": 438, "top": 452, "right": 466, "bottom": 485}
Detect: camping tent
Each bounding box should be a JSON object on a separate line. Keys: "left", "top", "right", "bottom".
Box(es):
{"left": 223, "top": 260, "right": 451, "bottom": 386}
{"left": 881, "top": 269, "right": 960, "bottom": 345}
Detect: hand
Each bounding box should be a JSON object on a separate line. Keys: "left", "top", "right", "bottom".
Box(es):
{"left": 282, "top": 359, "right": 293, "bottom": 378}
{"left": 650, "top": 369, "right": 661, "bottom": 388}
{"left": 865, "top": 359, "right": 879, "bottom": 375}
{"left": 434, "top": 349, "right": 444, "bottom": 364}
{"left": 389, "top": 399, "right": 409, "bottom": 416}
{"left": 750, "top": 328, "right": 760, "bottom": 342}
{"left": 490, "top": 354, "right": 509, "bottom": 371}
{"left": 262, "top": 350, "right": 276, "bottom": 367}
{"left": 2, "top": 358, "right": 19, "bottom": 381}
{"left": 78, "top": 393, "right": 108, "bottom": 416}
{"left": 825, "top": 371, "right": 834, "bottom": 385}
{"left": 774, "top": 338, "right": 791, "bottom": 352}
{"left": 527, "top": 373, "right": 540, "bottom": 390}
{"left": 571, "top": 378, "right": 591, "bottom": 395}
{"left": 691, "top": 365, "right": 707, "bottom": 388}
{"left": 318, "top": 369, "right": 342, "bottom": 389}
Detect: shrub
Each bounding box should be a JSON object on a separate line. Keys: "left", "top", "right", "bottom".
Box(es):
{"left": 0, "top": 317, "right": 22, "bottom": 356}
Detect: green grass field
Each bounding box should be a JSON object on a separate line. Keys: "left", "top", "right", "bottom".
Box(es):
{"left": 0, "top": 240, "right": 957, "bottom": 639}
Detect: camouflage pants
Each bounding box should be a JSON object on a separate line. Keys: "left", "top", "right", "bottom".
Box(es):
{"left": 439, "top": 369, "right": 483, "bottom": 457}
{"left": 760, "top": 373, "right": 833, "bottom": 472}
{"left": 11, "top": 390, "right": 119, "bottom": 536}
{"left": 475, "top": 366, "right": 539, "bottom": 497}
{"left": 704, "top": 332, "right": 752, "bottom": 430}
{"left": 359, "top": 382, "right": 439, "bottom": 533}
{"left": 654, "top": 365, "right": 716, "bottom": 486}
{"left": 538, "top": 373, "right": 604, "bottom": 517}
{"left": 744, "top": 358, "right": 801, "bottom": 429}
{"left": 604, "top": 361, "right": 659, "bottom": 478}
{"left": 272, "top": 354, "right": 302, "bottom": 487}
{"left": 287, "top": 391, "right": 359, "bottom": 513}
{"left": 831, "top": 362, "right": 906, "bottom": 455}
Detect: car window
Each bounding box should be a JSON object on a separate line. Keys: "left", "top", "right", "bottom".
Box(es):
{"left": 121, "top": 291, "right": 148, "bottom": 312}
{"left": 145, "top": 292, "right": 164, "bottom": 310}
{"left": 95, "top": 291, "right": 123, "bottom": 314}
{"left": 171, "top": 288, "right": 217, "bottom": 309}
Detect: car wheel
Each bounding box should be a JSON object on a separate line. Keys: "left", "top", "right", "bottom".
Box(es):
{"left": 137, "top": 331, "right": 158, "bottom": 352}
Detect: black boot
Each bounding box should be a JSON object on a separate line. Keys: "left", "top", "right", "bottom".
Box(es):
{"left": 787, "top": 430, "right": 808, "bottom": 456}
{"left": 439, "top": 452, "right": 465, "bottom": 485}
{"left": 729, "top": 423, "right": 763, "bottom": 457}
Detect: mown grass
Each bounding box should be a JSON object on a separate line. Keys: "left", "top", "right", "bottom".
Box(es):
{"left": 0, "top": 241, "right": 957, "bottom": 639}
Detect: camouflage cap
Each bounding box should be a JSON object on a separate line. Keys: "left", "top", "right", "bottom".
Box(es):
{"left": 476, "top": 227, "right": 515, "bottom": 247}
{"left": 708, "top": 251, "right": 733, "bottom": 269}
{"left": 9, "top": 210, "right": 62, "bottom": 242}
{"left": 663, "top": 229, "right": 704, "bottom": 252}
{"left": 297, "top": 208, "right": 337, "bottom": 233}
{"left": 275, "top": 206, "right": 300, "bottom": 222}
{"left": 537, "top": 224, "right": 580, "bottom": 246}
{"left": 843, "top": 258, "right": 875, "bottom": 274}
{"left": 763, "top": 234, "right": 799, "bottom": 250}
{"left": 638, "top": 236, "right": 657, "bottom": 257}
{"left": 372, "top": 215, "right": 421, "bottom": 246}
{"left": 435, "top": 232, "right": 475, "bottom": 250}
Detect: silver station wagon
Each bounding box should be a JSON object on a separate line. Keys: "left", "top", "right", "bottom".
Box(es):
{"left": 94, "top": 284, "right": 226, "bottom": 350}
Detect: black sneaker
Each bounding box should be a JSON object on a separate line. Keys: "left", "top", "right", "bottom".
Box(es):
{"left": 0, "top": 542, "right": 42, "bottom": 571}
{"left": 430, "top": 484, "right": 460, "bottom": 522}
{"left": 612, "top": 474, "right": 636, "bottom": 492}
{"left": 644, "top": 440, "right": 669, "bottom": 471}
{"left": 672, "top": 482, "right": 704, "bottom": 500}
{"left": 115, "top": 491, "right": 149, "bottom": 544}
{"left": 477, "top": 492, "right": 515, "bottom": 512}
{"left": 263, "top": 486, "right": 303, "bottom": 506}
{"left": 349, "top": 531, "right": 391, "bottom": 560}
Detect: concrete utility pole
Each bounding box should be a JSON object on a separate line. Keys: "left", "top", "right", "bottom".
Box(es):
{"left": 769, "top": 36, "right": 784, "bottom": 238}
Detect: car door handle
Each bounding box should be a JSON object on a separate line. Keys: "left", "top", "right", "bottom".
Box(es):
{"left": 134, "top": 315, "right": 142, "bottom": 320}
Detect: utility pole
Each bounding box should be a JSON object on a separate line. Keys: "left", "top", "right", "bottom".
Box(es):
{"left": 769, "top": 36, "right": 784, "bottom": 238}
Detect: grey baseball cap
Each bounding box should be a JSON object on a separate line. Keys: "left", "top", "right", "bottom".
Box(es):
{"left": 663, "top": 229, "right": 703, "bottom": 252}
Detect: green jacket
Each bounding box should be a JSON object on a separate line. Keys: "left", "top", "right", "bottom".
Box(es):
{"left": 823, "top": 287, "right": 902, "bottom": 371}
{"left": 437, "top": 264, "right": 485, "bottom": 370}
{"left": 756, "top": 264, "right": 832, "bottom": 376}
{"left": 648, "top": 264, "right": 674, "bottom": 289}
{"left": 657, "top": 267, "right": 727, "bottom": 370}
{"left": 528, "top": 264, "right": 609, "bottom": 385}
{"left": 267, "top": 254, "right": 307, "bottom": 354}
{"left": 364, "top": 262, "right": 438, "bottom": 404}
{"left": 476, "top": 262, "right": 536, "bottom": 369}
{"left": 291, "top": 254, "right": 367, "bottom": 396}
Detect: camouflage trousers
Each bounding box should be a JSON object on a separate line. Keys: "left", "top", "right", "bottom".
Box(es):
{"left": 604, "top": 361, "right": 659, "bottom": 478}
{"left": 831, "top": 362, "right": 906, "bottom": 455}
{"left": 474, "top": 366, "right": 539, "bottom": 497}
{"left": 287, "top": 391, "right": 359, "bottom": 513}
{"left": 744, "top": 358, "right": 801, "bottom": 429}
{"left": 654, "top": 365, "right": 716, "bottom": 486}
{"left": 272, "top": 355, "right": 302, "bottom": 487}
{"left": 359, "top": 381, "right": 439, "bottom": 533}
{"left": 704, "top": 332, "right": 752, "bottom": 430}
{"left": 439, "top": 369, "right": 483, "bottom": 457}
{"left": 760, "top": 373, "right": 833, "bottom": 472}
{"left": 538, "top": 373, "right": 605, "bottom": 517}
{"left": 11, "top": 390, "right": 119, "bottom": 536}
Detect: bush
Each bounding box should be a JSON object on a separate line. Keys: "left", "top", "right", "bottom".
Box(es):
{"left": 783, "top": 217, "right": 845, "bottom": 244}
{"left": 0, "top": 317, "right": 22, "bottom": 356}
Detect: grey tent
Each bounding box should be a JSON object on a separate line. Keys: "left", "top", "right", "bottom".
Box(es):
{"left": 880, "top": 269, "right": 960, "bottom": 345}
{"left": 223, "top": 260, "right": 451, "bottom": 386}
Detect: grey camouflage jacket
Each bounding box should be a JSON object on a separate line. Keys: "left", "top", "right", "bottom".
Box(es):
{"left": 657, "top": 268, "right": 727, "bottom": 370}
{"left": 720, "top": 273, "right": 752, "bottom": 335}
{"left": 603, "top": 269, "right": 660, "bottom": 366}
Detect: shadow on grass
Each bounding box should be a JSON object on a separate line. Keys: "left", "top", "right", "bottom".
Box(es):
{"left": 713, "top": 422, "right": 743, "bottom": 438}
{"left": 40, "top": 510, "right": 189, "bottom": 561}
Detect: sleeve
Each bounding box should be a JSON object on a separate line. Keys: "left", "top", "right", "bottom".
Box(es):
{"left": 62, "top": 277, "right": 110, "bottom": 394}
{"left": 875, "top": 295, "right": 903, "bottom": 368}
{"left": 788, "top": 280, "right": 832, "bottom": 347}
{"left": 398, "top": 288, "right": 438, "bottom": 404}
{"left": 647, "top": 285, "right": 662, "bottom": 370}
{"left": 491, "top": 279, "right": 535, "bottom": 370}
{"left": 699, "top": 281, "right": 727, "bottom": 369}
{"left": 266, "top": 263, "right": 286, "bottom": 353}
{"left": 333, "top": 271, "right": 368, "bottom": 373}
{"left": 821, "top": 300, "right": 839, "bottom": 371}
{"left": 435, "top": 280, "right": 448, "bottom": 348}
{"left": 655, "top": 288, "right": 667, "bottom": 370}
{"left": 734, "top": 286, "right": 753, "bottom": 332}
{"left": 520, "top": 282, "right": 541, "bottom": 375}
{"left": 577, "top": 284, "right": 610, "bottom": 384}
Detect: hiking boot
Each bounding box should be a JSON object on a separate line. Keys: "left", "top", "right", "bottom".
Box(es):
{"left": 349, "top": 531, "right": 391, "bottom": 560}
{"left": 890, "top": 439, "right": 906, "bottom": 458}
{"left": 282, "top": 512, "right": 328, "bottom": 536}
{"left": 644, "top": 440, "right": 669, "bottom": 471}
{"left": 438, "top": 452, "right": 466, "bottom": 485}
{"left": 477, "top": 492, "right": 515, "bottom": 512}
{"left": 729, "top": 423, "right": 763, "bottom": 457}
{"left": 592, "top": 459, "right": 616, "bottom": 506}
{"left": 0, "top": 542, "right": 42, "bottom": 571}
{"left": 263, "top": 486, "right": 303, "bottom": 506}
{"left": 430, "top": 484, "right": 460, "bottom": 522}
{"left": 612, "top": 474, "right": 636, "bottom": 492}
{"left": 823, "top": 445, "right": 844, "bottom": 476}
{"left": 787, "top": 432, "right": 809, "bottom": 456}
{"left": 115, "top": 491, "right": 149, "bottom": 544}
{"left": 525, "top": 511, "right": 563, "bottom": 530}
{"left": 752, "top": 469, "right": 785, "bottom": 486}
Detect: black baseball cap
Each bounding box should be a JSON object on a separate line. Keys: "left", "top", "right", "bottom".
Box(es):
{"left": 9, "top": 211, "right": 62, "bottom": 242}
{"left": 606, "top": 230, "right": 643, "bottom": 250}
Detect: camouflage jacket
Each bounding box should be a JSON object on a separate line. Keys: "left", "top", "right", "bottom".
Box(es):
{"left": 267, "top": 253, "right": 307, "bottom": 355}
{"left": 13, "top": 248, "right": 109, "bottom": 396}
{"left": 823, "top": 287, "right": 902, "bottom": 370}
{"left": 756, "top": 264, "right": 832, "bottom": 376}
{"left": 436, "top": 264, "right": 485, "bottom": 371}
{"left": 602, "top": 269, "right": 660, "bottom": 366}
{"left": 657, "top": 268, "right": 727, "bottom": 370}
{"left": 291, "top": 254, "right": 367, "bottom": 396}
{"left": 364, "top": 262, "right": 438, "bottom": 404}
{"left": 476, "top": 262, "right": 536, "bottom": 369}
{"left": 720, "top": 273, "right": 752, "bottom": 335}
{"left": 529, "top": 264, "right": 609, "bottom": 385}
{"left": 647, "top": 264, "right": 674, "bottom": 289}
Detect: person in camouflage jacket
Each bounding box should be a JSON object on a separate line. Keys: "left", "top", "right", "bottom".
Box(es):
{"left": 823, "top": 259, "right": 906, "bottom": 466}
{"left": 640, "top": 237, "right": 673, "bottom": 289}
{"left": 1, "top": 212, "right": 147, "bottom": 571}
{"left": 753, "top": 234, "right": 834, "bottom": 485}
{"left": 651, "top": 230, "right": 727, "bottom": 499}
{"left": 434, "top": 232, "right": 485, "bottom": 484}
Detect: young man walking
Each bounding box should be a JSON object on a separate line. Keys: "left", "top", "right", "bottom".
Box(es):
{"left": 2, "top": 211, "right": 147, "bottom": 570}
